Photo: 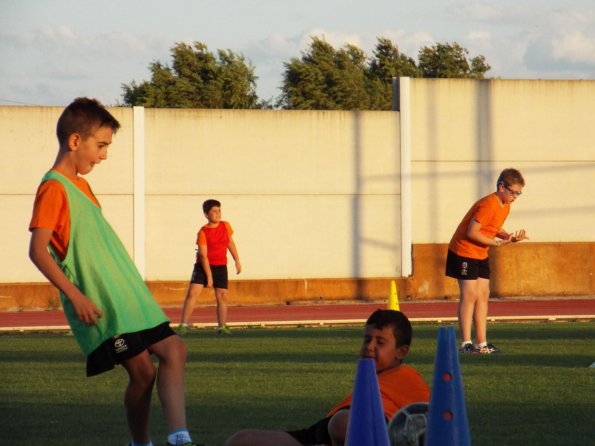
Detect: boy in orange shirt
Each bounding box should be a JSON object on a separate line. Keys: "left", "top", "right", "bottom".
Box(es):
{"left": 29, "top": 97, "right": 199, "bottom": 446}
{"left": 446, "top": 168, "right": 529, "bottom": 354}
{"left": 224, "top": 310, "right": 430, "bottom": 446}
{"left": 179, "top": 199, "right": 241, "bottom": 334}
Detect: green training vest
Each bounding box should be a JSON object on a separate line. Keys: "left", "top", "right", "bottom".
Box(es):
{"left": 42, "top": 171, "right": 169, "bottom": 355}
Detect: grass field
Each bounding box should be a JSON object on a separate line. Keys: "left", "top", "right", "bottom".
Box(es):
{"left": 0, "top": 322, "right": 593, "bottom": 446}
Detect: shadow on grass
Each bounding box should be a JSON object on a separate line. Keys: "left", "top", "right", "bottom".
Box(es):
{"left": 466, "top": 400, "right": 595, "bottom": 446}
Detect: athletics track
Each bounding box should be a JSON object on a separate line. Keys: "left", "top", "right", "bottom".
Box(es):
{"left": 0, "top": 297, "right": 593, "bottom": 332}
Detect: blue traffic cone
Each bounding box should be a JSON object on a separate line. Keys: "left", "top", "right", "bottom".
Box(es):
{"left": 425, "top": 327, "right": 472, "bottom": 446}
{"left": 345, "top": 358, "right": 391, "bottom": 446}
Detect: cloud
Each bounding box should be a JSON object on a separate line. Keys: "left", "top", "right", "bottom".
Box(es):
{"left": 448, "top": 2, "right": 504, "bottom": 22}
{"left": 0, "top": 24, "right": 176, "bottom": 105}
{"left": 552, "top": 31, "right": 595, "bottom": 65}
{"left": 378, "top": 30, "right": 434, "bottom": 58}
{"left": 303, "top": 28, "right": 365, "bottom": 50}
{"left": 467, "top": 30, "right": 491, "bottom": 45}
{"left": 0, "top": 31, "right": 31, "bottom": 49}
{"left": 35, "top": 24, "right": 78, "bottom": 46}
{"left": 524, "top": 31, "right": 595, "bottom": 74}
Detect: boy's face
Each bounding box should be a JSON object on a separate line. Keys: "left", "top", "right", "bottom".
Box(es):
{"left": 205, "top": 206, "right": 221, "bottom": 224}
{"left": 360, "top": 324, "right": 409, "bottom": 373}
{"left": 497, "top": 182, "right": 523, "bottom": 204}
{"left": 69, "top": 125, "right": 113, "bottom": 175}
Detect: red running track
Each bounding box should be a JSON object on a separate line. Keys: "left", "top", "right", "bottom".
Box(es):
{"left": 1, "top": 298, "right": 593, "bottom": 330}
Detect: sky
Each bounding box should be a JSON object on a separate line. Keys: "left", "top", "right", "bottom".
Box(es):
{"left": 1, "top": 0, "right": 595, "bottom": 106}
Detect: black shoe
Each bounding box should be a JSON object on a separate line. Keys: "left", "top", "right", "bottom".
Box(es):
{"left": 459, "top": 343, "right": 479, "bottom": 354}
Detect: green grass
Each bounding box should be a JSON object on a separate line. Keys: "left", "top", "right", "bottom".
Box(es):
{"left": 0, "top": 322, "right": 593, "bottom": 445}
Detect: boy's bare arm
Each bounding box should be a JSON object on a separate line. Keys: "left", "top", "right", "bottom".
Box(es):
{"left": 228, "top": 238, "right": 241, "bottom": 274}
{"left": 29, "top": 228, "right": 103, "bottom": 325}
{"left": 198, "top": 243, "right": 213, "bottom": 287}
{"left": 466, "top": 218, "right": 511, "bottom": 247}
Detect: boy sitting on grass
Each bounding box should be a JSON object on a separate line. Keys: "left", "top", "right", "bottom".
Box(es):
{"left": 224, "top": 309, "right": 430, "bottom": 446}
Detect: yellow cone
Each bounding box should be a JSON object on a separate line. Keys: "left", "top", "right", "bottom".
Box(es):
{"left": 388, "top": 280, "right": 399, "bottom": 311}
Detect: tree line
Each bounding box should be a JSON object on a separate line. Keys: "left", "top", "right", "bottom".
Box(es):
{"left": 122, "top": 37, "right": 490, "bottom": 110}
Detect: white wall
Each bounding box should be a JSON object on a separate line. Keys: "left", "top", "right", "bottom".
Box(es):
{"left": 409, "top": 79, "right": 595, "bottom": 244}
{"left": 3, "top": 107, "right": 402, "bottom": 282}
{"left": 143, "top": 109, "right": 402, "bottom": 280}
{"left": 3, "top": 79, "right": 594, "bottom": 285}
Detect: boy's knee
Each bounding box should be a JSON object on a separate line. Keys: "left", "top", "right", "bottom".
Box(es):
{"left": 224, "top": 429, "right": 256, "bottom": 446}
{"left": 166, "top": 336, "right": 188, "bottom": 364}
{"left": 130, "top": 362, "right": 157, "bottom": 388}
{"left": 150, "top": 335, "right": 187, "bottom": 366}
{"left": 328, "top": 409, "right": 349, "bottom": 445}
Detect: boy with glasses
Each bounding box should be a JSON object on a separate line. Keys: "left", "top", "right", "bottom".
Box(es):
{"left": 445, "top": 168, "right": 529, "bottom": 354}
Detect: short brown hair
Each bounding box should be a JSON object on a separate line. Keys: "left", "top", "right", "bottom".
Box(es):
{"left": 203, "top": 199, "right": 221, "bottom": 214}
{"left": 56, "top": 97, "right": 121, "bottom": 146}
{"left": 497, "top": 168, "right": 525, "bottom": 188}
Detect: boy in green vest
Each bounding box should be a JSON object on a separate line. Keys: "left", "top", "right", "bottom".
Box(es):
{"left": 29, "top": 97, "right": 199, "bottom": 446}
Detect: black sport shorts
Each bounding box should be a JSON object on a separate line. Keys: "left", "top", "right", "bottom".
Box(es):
{"left": 445, "top": 250, "right": 490, "bottom": 280}
{"left": 286, "top": 417, "right": 331, "bottom": 445}
{"left": 190, "top": 263, "right": 228, "bottom": 289}
{"left": 86, "top": 321, "right": 174, "bottom": 377}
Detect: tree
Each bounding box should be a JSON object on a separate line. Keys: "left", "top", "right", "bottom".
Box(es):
{"left": 366, "top": 38, "right": 421, "bottom": 109}
{"left": 121, "top": 42, "right": 262, "bottom": 109}
{"left": 368, "top": 37, "right": 420, "bottom": 80}
{"left": 417, "top": 42, "right": 491, "bottom": 79}
{"left": 277, "top": 37, "right": 369, "bottom": 110}
{"left": 279, "top": 37, "right": 491, "bottom": 110}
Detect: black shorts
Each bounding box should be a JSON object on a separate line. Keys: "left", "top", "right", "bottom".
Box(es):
{"left": 86, "top": 322, "right": 174, "bottom": 377}
{"left": 445, "top": 250, "right": 490, "bottom": 280}
{"left": 190, "top": 263, "right": 228, "bottom": 289}
{"left": 287, "top": 417, "right": 331, "bottom": 445}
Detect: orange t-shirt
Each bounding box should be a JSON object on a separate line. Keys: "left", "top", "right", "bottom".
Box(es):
{"left": 29, "top": 171, "right": 100, "bottom": 260}
{"left": 327, "top": 364, "right": 430, "bottom": 420}
{"left": 448, "top": 192, "right": 510, "bottom": 260}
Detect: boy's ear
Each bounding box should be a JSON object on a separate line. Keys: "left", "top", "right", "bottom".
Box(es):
{"left": 67, "top": 133, "right": 82, "bottom": 152}
{"left": 395, "top": 344, "right": 410, "bottom": 361}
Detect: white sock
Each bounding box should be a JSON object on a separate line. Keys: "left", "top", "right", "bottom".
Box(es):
{"left": 477, "top": 342, "right": 487, "bottom": 348}
{"left": 461, "top": 341, "right": 472, "bottom": 348}
{"left": 168, "top": 429, "right": 191, "bottom": 445}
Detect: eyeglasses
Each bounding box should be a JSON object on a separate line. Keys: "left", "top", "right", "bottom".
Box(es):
{"left": 502, "top": 183, "right": 522, "bottom": 197}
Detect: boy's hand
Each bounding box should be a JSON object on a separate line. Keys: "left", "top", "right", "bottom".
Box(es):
{"left": 70, "top": 293, "right": 103, "bottom": 325}
{"left": 511, "top": 229, "right": 529, "bottom": 243}
{"left": 206, "top": 278, "right": 214, "bottom": 288}
{"left": 235, "top": 261, "right": 242, "bottom": 274}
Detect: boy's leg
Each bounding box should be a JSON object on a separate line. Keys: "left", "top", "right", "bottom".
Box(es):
{"left": 122, "top": 351, "right": 158, "bottom": 444}
{"left": 214, "top": 287, "right": 228, "bottom": 328}
{"left": 148, "top": 334, "right": 188, "bottom": 433}
{"left": 224, "top": 429, "right": 303, "bottom": 446}
{"left": 457, "top": 279, "right": 479, "bottom": 343}
{"left": 328, "top": 409, "right": 349, "bottom": 446}
{"left": 472, "top": 278, "right": 491, "bottom": 345}
{"left": 180, "top": 283, "right": 204, "bottom": 325}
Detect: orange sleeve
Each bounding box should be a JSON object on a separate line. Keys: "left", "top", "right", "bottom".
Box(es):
{"left": 224, "top": 221, "right": 234, "bottom": 237}
{"left": 29, "top": 174, "right": 101, "bottom": 260}
{"left": 197, "top": 228, "right": 207, "bottom": 246}
{"left": 29, "top": 179, "right": 70, "bottom": 260}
